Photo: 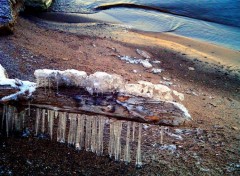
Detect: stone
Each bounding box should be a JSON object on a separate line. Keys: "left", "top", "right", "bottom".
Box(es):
{"left": 136, "top": 49, "right": 151, "bottom": 59}
{"left": 24, "top": 0, "right": 52, "bottom": 10}
{"left": 0, "top": 0, "right": 23, "bottom": 34}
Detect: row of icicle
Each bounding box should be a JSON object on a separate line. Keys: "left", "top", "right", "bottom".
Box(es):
{"left": 1, "top": 105, "right": 143, "bottom": 167}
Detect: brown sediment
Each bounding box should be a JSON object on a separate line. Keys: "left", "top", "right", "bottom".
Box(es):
{"left": 0, "top": 17, "right": 240, "bottom": 175}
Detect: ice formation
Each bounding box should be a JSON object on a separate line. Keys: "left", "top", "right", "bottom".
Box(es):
{"left": 0, "top": 64, "right": 36, "bottom": 102}
{"left": 1, "top": 105, "right": 147, "bottom": 167}
{"left": 34, "top": 69, "right": 87, "bottom": 88}
{"left": 85, "top": 72, "right": 124, "bottom": 94}
{"left": 1, "top": 105, "right": 26, "bottom": 137}
{"left": 123, "top": 80, "right": 184, "bottom": 102}
{"left": 34, "top": 69, "right": 185, "bottom": 102}
{"left": 119, "top": 56, "right": 153, "bottom": 68}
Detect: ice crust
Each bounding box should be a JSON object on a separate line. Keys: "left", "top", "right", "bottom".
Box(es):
{"left": 0, "top": 64, "right": 36, "bottom": 101}
{"left": 34, "top": 69, "right": 184, "bottom": 102}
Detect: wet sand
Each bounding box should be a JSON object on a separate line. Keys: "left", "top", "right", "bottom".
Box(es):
{"left": 0, "top": 16, "right": 240, "bottom": 175}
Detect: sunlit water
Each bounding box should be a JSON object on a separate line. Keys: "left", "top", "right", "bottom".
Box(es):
{"left": 48, "top": 0, "right": 240, "bottom": 50}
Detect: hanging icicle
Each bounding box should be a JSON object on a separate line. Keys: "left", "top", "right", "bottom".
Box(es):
{"left": 114, "top": 120, "right": 122, "bottom": 161}
{"left": 41, "top": 109, "right": 46, "bottom": 133}
{"left": 136, "top": 123, "right": 142, "bottom": 168}
{"left": 68, "top": 113, "right": 77, "bottom": 146}
{"left": 35, "top": 108, "right": 41, "bottom": 136}
{"left": 85, "top": 115, "right": 92, "bottom": 151}
{"left": 132, "top": 122, "right": 136, "bottom": 142}
{"left": 124, "top": 121, "right": 131, "bottom": 164}
{"left": 57, "top": 111, "right": 67, "bottom": 143}
{"left": 91, "top": 116, "right": 97, "bottom": 153}
{"left": 96, "top": 117, "right": 105, "bottom": 156}
{"left": 48, "top": 110, "right": 54, "bottom": 140}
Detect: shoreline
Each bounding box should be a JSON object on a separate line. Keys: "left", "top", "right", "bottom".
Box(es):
{"left": 28, "top": 13, "right": 240, "bottom": 78}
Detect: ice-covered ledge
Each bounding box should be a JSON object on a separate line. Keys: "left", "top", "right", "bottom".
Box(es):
{"left": 0, "top": 66, "right": 191, "bottom": 126}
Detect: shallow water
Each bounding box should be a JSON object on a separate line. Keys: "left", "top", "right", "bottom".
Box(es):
{"left": 48, "top": 0, "right": 240, "bottom": 50}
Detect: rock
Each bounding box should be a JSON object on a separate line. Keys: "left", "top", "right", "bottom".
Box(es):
{"left": 151, "top": 68, "right": 163, "bottom": 74}
{"left": 0, "top": 0, "right": 23, "bottom": 34}
{"left": 152, "top": 60, "right": 161, "bottom": 64}
{"left": 188, "top": 67, "right": 195, "bottom": 71}
{"left": 24, "top": 0, "right": 52, "bottom": 10}
{"left": 232, "top": 126, "right": 239, "bottom": 130}
{"left": 136, "top": 49, "right": 151, "bottom": 59}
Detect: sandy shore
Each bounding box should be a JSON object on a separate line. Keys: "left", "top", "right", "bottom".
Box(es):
{"left": 0, "top": 16, "right": 240, "bottom": 175}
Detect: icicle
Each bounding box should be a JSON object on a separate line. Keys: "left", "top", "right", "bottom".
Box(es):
{"left": 41, "top": 109, "right": 46, "bottom": 133}
{"left": 57, "top": 111, "right": 67, "bottom": 143}
{"left": 160, "top": 126, "right": 164, "bottom": 145}
{"left": 5, "top": 106, "right": 9, "bottom": 137}
{"left": 35, "top": 108, "right": 41, "bottom": 135}
{"left": 124, "top": 121, "right": 131, "bottom": 164}
{"left": 2, "top": 105, "right": 6, "bottom": 129}
{"left": 97, "top": 117, "right": 105, "bottom": 156}
{"left": 132, "top": 122, "right": 136, "bottom": 142}
{"left": 54, "top": 111, "right": 58, "bottom": 119}
{"left": 91, "top": 116, "right": 97, "bottom": 153}
{"left": 48, "top": 110, "right": 54, "bottom": 140}
{"left": 108, "top": 119, "right": 114, "bottom": 157}
{"left": 21, "top": 111, "right": 25, "bottom": 129}
{"left": 136, "top": 123, "right": 142, "bottom": 168}
{"left": 114, "top": 121, "right": 122, "bottom": 161}
{"left": 68, "top": 113, "right": 77, "bottom": 146}
{"left": 76, "top": 115, "right": 85, "bottom": 150}
{"left": 14, "top": 112, "right": 20, "bottom": 132}
{"left": 9, "top": 106, "right": 15, "bottom": 131}
{"left": 28, "top": 101, "right": 31, "bottom": 116}
{"left": 85, "top": 116, "right": 92, "bottom": 151}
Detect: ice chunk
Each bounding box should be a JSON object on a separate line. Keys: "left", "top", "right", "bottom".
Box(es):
{"left": 119, "top": 56, "right": 152, "bottom": 68}
{"left": 0, "top": 64, "right": 8, "bottom": 79}
{"left": 85, "top": 72, "right": 124, "bottom": 94}
{"left": 34, "top": 69, "right": 87, "bottom": 88}
{"left": 136, "top": 49, "right": 151, "bottom": 59}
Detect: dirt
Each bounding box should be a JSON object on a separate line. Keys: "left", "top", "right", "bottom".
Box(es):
{"left": 0, "top": 17, "right": 239, "bottom": 175}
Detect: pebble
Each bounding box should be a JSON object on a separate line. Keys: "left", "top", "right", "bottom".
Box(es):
{"left": 188, "top": 67, "right": 195, "bottom": 71}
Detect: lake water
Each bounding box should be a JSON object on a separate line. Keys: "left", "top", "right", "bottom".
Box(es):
{"left": 49, "top": 0, "right": 240, "bottom": 50}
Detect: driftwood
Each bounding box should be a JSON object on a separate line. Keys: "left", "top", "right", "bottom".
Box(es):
{"left": 0, "top": 85, "right": 190, "bottom": 126}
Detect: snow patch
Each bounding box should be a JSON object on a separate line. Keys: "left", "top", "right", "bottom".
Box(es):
{"left": 119, "top": 56, "right": 152, "bottom": 68}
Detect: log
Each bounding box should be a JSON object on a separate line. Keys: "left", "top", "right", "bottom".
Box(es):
{"left": 0, "top": 85, "right": 191, "bottom": 126}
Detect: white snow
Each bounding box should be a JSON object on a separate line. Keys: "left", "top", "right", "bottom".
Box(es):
{"left": 151, "top": 68, "right": 163, "bottom": 74}
{"left": 119, "top": 56, "right": 153, "bottom": 68}
{"left": 122, "top": 80, "right": 184, "bottom": 102}
{"left": 0, "top": 64, "right": 36, "bottom": 101}
{"left": 169, "top": 101, "right": 192, "bottom": 120}
{"left": 0, "top": 64, "right": 8, "bottom": 79}
{"left": 34, "top": 69, "right": 87, "bottom": 88}
{"left": 85, "top": 72, "right": 124, "bottom": 94}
